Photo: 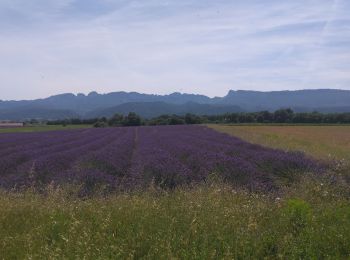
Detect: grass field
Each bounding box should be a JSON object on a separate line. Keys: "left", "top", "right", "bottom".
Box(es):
{"left": 210, "top": 125, "right": 350, "bottom": 162}
{"left": 0, "top": 125, "right": 91, "bottom": 133}
{"left": 1, "top": 125, "right": 350, "bottom": 259}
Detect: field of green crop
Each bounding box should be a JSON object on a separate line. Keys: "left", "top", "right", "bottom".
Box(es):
{"left": 0, "top": 125, "right": 91, "bottom": 133}
{"left": 1, "top": 125, "right": 350, "bottom": 259}
{"left": 210, "top": 125, "right": 350, "bottom": 161}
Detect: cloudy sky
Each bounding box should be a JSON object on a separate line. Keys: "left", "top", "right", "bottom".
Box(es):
{"left": 0, "top": 0, "right": 349, "bottom": 100}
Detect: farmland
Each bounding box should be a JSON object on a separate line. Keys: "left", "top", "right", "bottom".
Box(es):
{"left": 210, "top": 125, "right": 350, "bottom": 161}
{"left": 0, "top": 125, "right": 350, "bottom": 258}
{"left": 0, "top": 125, "right": 321, "bottom": 192}
{"left": 0, "top": 124, "right": 91, "bottom": 134}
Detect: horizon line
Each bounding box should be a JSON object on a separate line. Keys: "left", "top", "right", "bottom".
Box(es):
{"left": 2, "top": 88, "right": 350, "bottom": 102}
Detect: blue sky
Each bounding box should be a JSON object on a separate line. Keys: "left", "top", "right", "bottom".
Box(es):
{"left": 0, "top": 0, "right": 349, "bottom": 100}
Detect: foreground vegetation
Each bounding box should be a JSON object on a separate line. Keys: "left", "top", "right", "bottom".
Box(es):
{"left": 1, "top": 176, "right": 349, "bottom": 259}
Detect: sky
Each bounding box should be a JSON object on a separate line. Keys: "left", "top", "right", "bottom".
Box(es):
{"left": 0, "top": 0, "right": 349, "bottom": 100}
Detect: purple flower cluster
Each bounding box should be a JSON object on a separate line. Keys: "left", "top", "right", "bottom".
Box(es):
{"left": 0, "top": 125, "right": 324, "bottom": 192}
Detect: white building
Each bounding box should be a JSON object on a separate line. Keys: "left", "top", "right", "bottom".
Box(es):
{"left": 0, "top": 122, "right": 24, "bottom": 127}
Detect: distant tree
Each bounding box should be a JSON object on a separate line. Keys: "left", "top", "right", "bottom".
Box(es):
{"left": 260, "top": 111, "right": 273, "bottom": 123}
{"left": 46, "top": 109, "right": 350, "bottom": 127}
{"left": 169, "top": 115, "right": 185, "bottom": 125}
{"left": 93, "top": 121, "right": 108, "bottom": 128}
{"left": 256, "top": 114, "right": 264, "bottom": 123}
{"left": 108, "top": 113, "right": 124, "bottom": 126}
{"left": 185, "top": 113, "right": 202, "bottom": 124}
{"left": 292, "top": 113, "right": 307, "bottom": 123}
{"left": 274, "top": 108, "right": 294, "bottom": 123}
{"left": 123, "top": 112, "right": 142, "bottom": 126}
{"left": 71, "top": 118, "right": 82, "bottom": 124}
{"left": 148, "top": 116, "right": 169, "bottom": 125}
{"left": 237, "top": 113, "right": 254, "bottom": 123}
{"left": 29, "top": 119, "right": 39, "bottom": 125}
{"left": 225, "top": 113, "right": 238, "bottom": 123}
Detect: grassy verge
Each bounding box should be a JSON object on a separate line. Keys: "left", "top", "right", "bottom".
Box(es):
{"left": 0, "top": 125, "right": 91, "bottom": 133}
{"left": 1, "top": 176, "right": 349, "bottom": 259}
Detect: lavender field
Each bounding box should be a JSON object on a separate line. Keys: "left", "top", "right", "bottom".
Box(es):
{"left": 0, "top": 125, "right": 322, "bottom": 193}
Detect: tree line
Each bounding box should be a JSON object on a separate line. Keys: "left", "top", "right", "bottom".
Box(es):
{"left": 45, "top": 109, "right": 350, "bottom": 127}
{"left": 206, "top": 109, "right": 350, "bottom": 124}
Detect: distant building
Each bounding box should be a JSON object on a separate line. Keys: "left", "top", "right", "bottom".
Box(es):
{"left": 0, "top": 121, "right": 24, "bottom": 128}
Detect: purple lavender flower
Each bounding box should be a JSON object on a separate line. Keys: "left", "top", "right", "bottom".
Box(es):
{"left": 0, "top": 125, "right": 325, "bottom": 192}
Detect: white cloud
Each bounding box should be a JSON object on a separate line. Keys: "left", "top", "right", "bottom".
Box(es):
{"left": 0, "top": 0, "right": 349, "bottom": 99}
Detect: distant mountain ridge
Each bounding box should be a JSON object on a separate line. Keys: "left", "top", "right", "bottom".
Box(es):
{"left": 0, "top": 105, "right": 79, "bottom": 121}
{"left": 0, "top": 91, "right": 212, "bottom": 114}
{"left": 87, "top": 102, "right": 243, "bottom": 119}
{"left": 220, "top": 89, "right": 350, "bottom": 111}
{"left": 1, "top": 89, "right": 350, "bottom": 120}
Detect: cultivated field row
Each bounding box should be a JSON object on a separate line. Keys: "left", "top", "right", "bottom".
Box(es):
{"left": 0, "top": 125, "right": 323, "bottom": 193}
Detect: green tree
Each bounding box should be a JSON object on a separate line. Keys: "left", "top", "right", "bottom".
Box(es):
{"left": 274, "top": 108, "right": 294, "bottom": 123}
{"left": 108, "top": 113, "right": 124, "bottom": 126}
{"left": 124, "top": 112, "right": 142, "bottom": 126}
{"left": 169, "top": 115, "right": 185, "bottom": 125}
{"left": 185, "top": 113, "right": 202, "bottom": 124}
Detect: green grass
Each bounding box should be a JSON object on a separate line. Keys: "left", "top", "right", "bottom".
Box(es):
{"left": 1, "top": 177, "right": 349, "bottom": 259}
{"left": 0, "top": 125, "right": 91, "bottom": 133}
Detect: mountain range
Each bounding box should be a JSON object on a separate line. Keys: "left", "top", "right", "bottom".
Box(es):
{"left": 1, "top": 89, "right": 350, "bottom": 120}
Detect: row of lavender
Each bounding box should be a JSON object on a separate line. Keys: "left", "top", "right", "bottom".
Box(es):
{"left": 0, "top": 125, "right": 323, "bottom": 192}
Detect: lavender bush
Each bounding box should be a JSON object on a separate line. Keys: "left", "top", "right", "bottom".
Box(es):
{"left": 0, "top": 125, "right": 324, "bottom": 192}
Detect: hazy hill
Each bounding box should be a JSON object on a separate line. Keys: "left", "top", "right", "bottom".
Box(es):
{"left": 220, "top": 89, "right": 350, "bottom": 111}
{"left": 0, "top": 91, "right": 212, "bottom": 114}
{"left": 0, "top": 105, "right": 79, "bottom": 121}
{"left": 1, "top": 89, "right": 350, "bottom": 120}
{"left": 87, "top": 102, "right": 243, "bottom": 119}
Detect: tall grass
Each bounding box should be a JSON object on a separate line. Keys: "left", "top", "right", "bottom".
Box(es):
{"left": 1, "top": 176, "right": 349, "bottom": 259}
